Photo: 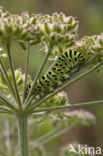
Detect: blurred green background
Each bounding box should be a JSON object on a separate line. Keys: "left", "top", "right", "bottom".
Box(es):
{"left": 0, "top": 0, "right": 103, "bottom": 155}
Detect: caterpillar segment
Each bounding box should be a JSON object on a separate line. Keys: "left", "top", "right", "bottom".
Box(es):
{"left": 25, "top": 50, "right": 86, "bottom": 97}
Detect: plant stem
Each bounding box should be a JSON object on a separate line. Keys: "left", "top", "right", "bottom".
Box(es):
{"left": 24, "top": 96, "right": 34, "bottom": 112}
{"left": 31, "top": 126, "right": 70, "bottom": 150}
{"left": 22, "top": 42, "right": 30, "bottom": 104}
{"left": 0, "top": 105, "right": 14, "bottom": 114}
{"left": 6, "top": 42, "right": 22, "bottom": 110}
{"left": 0, "top": 58, "right": 16, "bottom": 98}
{"left": 29, "top": 61, "right": 103, "bottom": 111}
{"left": 17, "top": 114, "right": 29, "bottom": 156}
{"left": 0, "top": 110, "right": 13, "bottom": 115}
{"left": 25, "top": 45, "right": 53, "bottom": 106}
{"left": 31, "top": 100, "right": 103, "bottom": 114}
{"left": 0, "top": 92, "right": 18, "bottom": 111}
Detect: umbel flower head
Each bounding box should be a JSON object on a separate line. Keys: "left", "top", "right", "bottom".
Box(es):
{"left": 75, "top": 33, "right": 103, "bottom": 63}
{"left": 50, "top": 109, "right": 95, "bottom": 128}
{"left": 0, "top": 7, "right": 35, "bottom": 43}
{"left": 0, "top": 7, "right": 78, "bottom": 59}
{"left": 37, "top": 12, "right": 78, "bottom": 59}
{"left": 0, "top": 7, "right": 103, "bottom": 62}
{"left": 41, "top": 91, "right": 68, "bottom": 108}
{"left": 0, "top": 68, "right": 32, "bottom": 100}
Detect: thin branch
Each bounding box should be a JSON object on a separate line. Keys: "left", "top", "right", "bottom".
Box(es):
{"left": 0, "top": 110, "right": 13, "bottom": 115}
{"left": 6, "top": 42, "right": 22, "bottom": 110}
{"left": 30, "top": 100, "right": 103, "bottom": 114}
{"left": 30, "top": 129, "right": 57, "bottom": 149}
{"left": 24, "top": 96, "right": 34, "bottom": 112}
{"left": 0, "top": 105, "right": 14, "bottom": 114}
{"left": 28, "top": 61, "right": 103, "bottom": 112}
{"left": 31, "top": 126, "right": 70, "bottom": 150}
{"left": 0, "top": 58, "right": 16, "bottom": 98}
{"left": 32, "top": 112, "right": 46, "bottom": 116}
{"left": 0, "top": 92, "right": 18, "bottom": 111}
{"left": 22, "top": 42, "right": 30, "bottom": 104}
{"left": 25, "top": 45, "right": 53, "bottom": 105}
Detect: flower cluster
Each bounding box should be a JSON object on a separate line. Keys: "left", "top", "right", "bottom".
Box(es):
{"left": 36, "top": 12, "right": 78, "bottom": 59}
{"left": 0, "top": 8, "right": 36, "bottom": 44}
{"left": 0, "top": 68, "right": 32, "bottom": 100}
{"left": 50, "top": 110, "right": 95, "bottom": 128}
{"left": 41, "top": 91, "right": 68, "bottom": 108}
{"left": 0, "top": 7, "right": 78, "bottom": 58}
{"left": 75, "top": 33, "right": 103, "bottom": 62}
{"left": 1, "top": 6, "right": 103, "bottom": 62}
{"left": 33, "top": 109, "right": 95, "bottom": 129}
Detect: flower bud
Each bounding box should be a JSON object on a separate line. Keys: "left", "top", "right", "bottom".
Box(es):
{"left": 44, "top": 22, "right": 51, "bottom": 34}
{"left": 59, "top": 12, "right": 65, "bottom": 23}
{"left": 18, "top": 40, "right": 26, "bottom": 50}
{"left": 3, "top": 11, "right": 10, "bottom": 18}
{"left": 66, "top": 16, "right": 73, "bottom": 24}
{"left": 21, "top": 29, "right": 28, "bottom": 38}
{"left": 30, "top": 17, "right": 37, "bottom": 25}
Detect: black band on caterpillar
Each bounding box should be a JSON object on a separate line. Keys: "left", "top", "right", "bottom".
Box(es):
{"left": 26, "top": 50, "right": 85, "bottom": 97}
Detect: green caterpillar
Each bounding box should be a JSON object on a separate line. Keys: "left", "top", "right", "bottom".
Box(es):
{"left": 26, "top": 50, "right": 85, "bottom": 97}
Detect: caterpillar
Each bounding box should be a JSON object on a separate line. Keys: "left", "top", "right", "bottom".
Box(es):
{"left": 26, "top": 50, "right": 85, "bottom": 97}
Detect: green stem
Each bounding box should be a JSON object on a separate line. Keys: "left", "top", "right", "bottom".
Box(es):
{"left": 0, "top": 58, "right": 16, "bottom": 99}
{"left": 31, "top": 126, "right": 70, "bottom": 150}
{"left": 24, "top": 96, "right": 34, "bottom": 112}
{"left": 31, "top": 100, "right": 103, "bottom": 114}
{"left": 25, "top": 45, "right": 52, "bottom": 106}
{"left": 17, "top": 114, "right": 29, "bottom": 156}
{"left": 0, "top": 92, "right": 18, "bottom": 111}
{"left": 33, "top": 129, "right": 56, "bottom": 144}
{"left": 22, "top": 42, "right": 30, "bottom": 104}
{"left": 6, "top": 42, "right": 22, "bottom": 110}
{"left": 28, "top": 61, "right": 103, "bottom": 111}
{"left": 0, "top": 105, "right": 13, "bottom": 114}
{"left": 0, "top": 110, "right": 13, "bottom": 114}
